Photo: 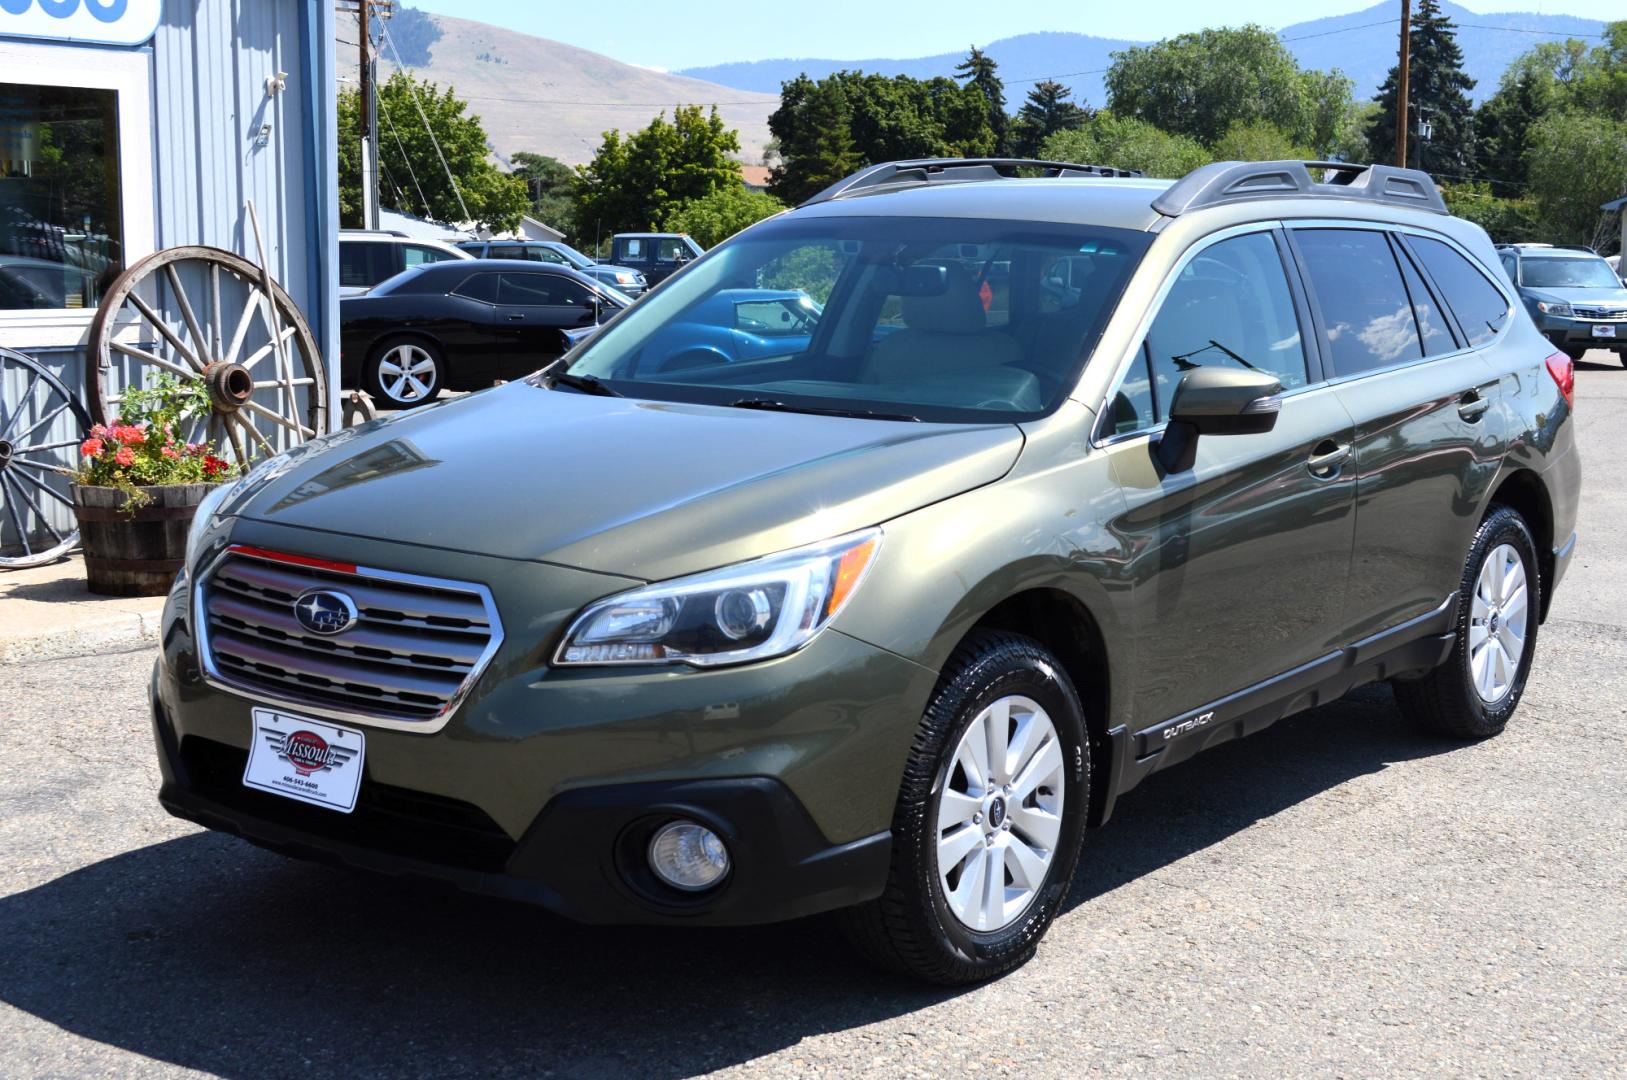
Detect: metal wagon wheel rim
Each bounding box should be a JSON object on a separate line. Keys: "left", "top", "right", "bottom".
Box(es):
{"left": 0, "top": 346, "right": 91, "bottom": 568}
{"left": 88, "top": 245, "right": 326, "bottom": 470}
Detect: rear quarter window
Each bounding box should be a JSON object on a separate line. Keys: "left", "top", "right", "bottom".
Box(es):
{"left": 1294, "top": 228, "right": 1423, "bottom": 378}
{"left": 1408, "top": 237, "right": 1511, "bottom": 348}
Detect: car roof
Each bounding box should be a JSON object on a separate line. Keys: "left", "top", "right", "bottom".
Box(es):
{"left": 788, "top": 177, "right": 1174, "bottom": 230}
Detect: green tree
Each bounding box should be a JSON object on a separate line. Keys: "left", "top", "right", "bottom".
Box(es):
{"left": 1440, "top": 182, "right": 1542, "bottom": 244}
{"left": 1041, "top": 112, "right": 1212, "bottom": 179}
{"left": 1365, "top": 0, "right": 1477, "bottom": 176}
{"left": 509, "top": 152, "right": 577, "bottom": 234}
{"left": 575, "top": 105, "right": 742, "bottom": 237}
{"left": 1210, "top": 120, "right": 1315, "bottom": 162}
{"left": 664, "top": 185, "right": 786, "bottom": 247}
{"left": 339, "top": 71, "right": 527, "bottom": 230}
{"left": 955, "top": 46, "right": 1009, "bottom": 154}
{"left": 1011, "top": 80, "right": 1089, "bottom": 158}
{"left": 1523, "top": 110, "right": 1627, "bottom": 248}
{"left": 1105, "top": 26, "right": 1351, "bottom": 152}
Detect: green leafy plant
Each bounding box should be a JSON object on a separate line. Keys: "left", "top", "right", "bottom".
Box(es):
{"left": 75, "top": 374, "right": 237, "bottom": 509}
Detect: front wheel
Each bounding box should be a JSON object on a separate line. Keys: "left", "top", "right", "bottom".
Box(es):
{"left": 1393, "top": 505, "right": 1541, "bottom": 739}
{"left": 840, "top": 631, "right": 1090, "bottom": 984}
{"left": 368, "top": 337, "right": 444, "bottom": 409}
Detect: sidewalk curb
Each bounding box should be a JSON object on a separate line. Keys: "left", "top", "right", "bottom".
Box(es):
{"left": 0, "top": 609, "right": 162, "bottom": 665}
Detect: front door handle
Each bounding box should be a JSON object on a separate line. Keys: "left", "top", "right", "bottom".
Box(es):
{"left": 507, "top": 313, "right": 526, "bottom": 322}
{"left": 1457, "top": 392, "right": 1491, "bottom": 421}
{"left": 1307, "top": 441, "right": 1351, "bottom": 478}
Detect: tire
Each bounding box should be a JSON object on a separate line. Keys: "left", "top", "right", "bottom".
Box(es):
{"left": 368, "top": 337, "right": 444, "bottom": 409}
{"left": 1392, "top": 505, "right": 1541, "bottom": 740}
{"left": 839, "top": 631, "right": 1090, "bottom": 984}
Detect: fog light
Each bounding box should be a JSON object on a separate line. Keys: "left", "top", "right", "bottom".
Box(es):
{"left": 647, "top": 819, "right": 730, "bottom": 892}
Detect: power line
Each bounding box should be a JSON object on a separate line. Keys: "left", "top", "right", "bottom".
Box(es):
{"left": 377, "top": 16, "right": 472, "bottom": 222}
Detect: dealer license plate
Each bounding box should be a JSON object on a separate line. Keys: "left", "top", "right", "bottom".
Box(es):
{"left": 1593, "top": 324, "right": 1617, "bottom": 339}
{"left": 243, "top": 708, "right": 365, "bottom": 813}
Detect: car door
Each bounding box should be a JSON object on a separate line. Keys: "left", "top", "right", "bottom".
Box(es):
{"left": 1287, "top": 226, "right": 1506, "bottom": 644}
{"left": 1100, "top": 226, "right": 1358, "bottom": 732}
{"left": 437, "top": 270, "right": 509, "bottom": 385}
{"left": 493, "top": 272, "right": 598, "bottom": 370}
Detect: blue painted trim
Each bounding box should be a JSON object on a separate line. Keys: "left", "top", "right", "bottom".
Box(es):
{"left": 298, "top": 0, "right": 339, "bottom": 427}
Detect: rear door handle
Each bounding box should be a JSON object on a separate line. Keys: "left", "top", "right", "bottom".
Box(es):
{"left": 1457, "top": 392, "right": 1491, "bottom": 421}
{"left": 1306, "top": 441, "right": 1351, "bottom": 478}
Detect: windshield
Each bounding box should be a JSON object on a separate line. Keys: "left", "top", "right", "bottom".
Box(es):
{"left": 1522, "top": 256, "right": 1621, "bottom": 290}
{"left": 561, "top": 215, "right": 1150, "bottom": 422}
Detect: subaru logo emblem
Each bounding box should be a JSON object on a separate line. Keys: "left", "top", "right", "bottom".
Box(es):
{"left": 293, "top": 589, "right": 359, "bottom": 636}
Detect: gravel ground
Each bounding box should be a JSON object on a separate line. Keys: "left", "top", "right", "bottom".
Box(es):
{"left": 2, "top": 359, "right": 1624, "bottom": 1079}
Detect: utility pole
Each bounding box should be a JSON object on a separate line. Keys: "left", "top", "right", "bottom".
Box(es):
{"left": 1395, "top": 0, "right": 1412, "bottom": 169}
{"left": 358, "top": 0, "right": 380, "bottom": 229}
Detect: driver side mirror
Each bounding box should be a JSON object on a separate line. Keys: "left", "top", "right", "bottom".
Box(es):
{"left": 1156, "top": 367, "right": 1282, "bottom": 473}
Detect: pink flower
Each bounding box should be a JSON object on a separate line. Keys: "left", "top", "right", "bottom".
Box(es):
{"left": 114, "top": 446, "right": 136, "bottom": 467}
{"left": 111, "top": 424, "right": 145, "bottom": 445}
{"left": 89, "top": 424, "right": 109, "bottom": 439}
{"left": 161, "top": 445, "right": 179, "bottom": 459}
{"left": 80, "top": 438, "right": 104, "bottom": 458}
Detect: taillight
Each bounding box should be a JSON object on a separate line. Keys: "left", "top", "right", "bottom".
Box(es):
{"left": 1544, "top": 351, "right": 1574, "bottom": 408}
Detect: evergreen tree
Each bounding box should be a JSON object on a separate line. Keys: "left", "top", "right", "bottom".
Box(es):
{"left": 1012, "top": 80, "right": 1089, "bottom": 158}
{"left": 1364, "top": 0, "right": 1477, "bottom": 176}
{"left": 955, "top": 47, "right": 1009, "bottom": 155}
{"left": 768, "top": 77, "right": 863, "bottom": 205}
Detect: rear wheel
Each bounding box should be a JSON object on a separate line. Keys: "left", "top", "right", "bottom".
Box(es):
{"left": 1393, "top": 506, "right": 1540, "bottom": 739}
{"left": 368, "top": 338, "right": 443, "bottom": 409}
{"left": 840, "top": 631, "right": 1089, "bottom": 984}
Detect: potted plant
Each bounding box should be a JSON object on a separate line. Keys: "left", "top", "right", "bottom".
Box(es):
{"left": 72, "top": 374, "right": 236, "bottom": 596}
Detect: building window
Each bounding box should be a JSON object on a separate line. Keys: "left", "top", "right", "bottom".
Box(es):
{"left": 0, "top": 81, "right": 122, "bottom": 311}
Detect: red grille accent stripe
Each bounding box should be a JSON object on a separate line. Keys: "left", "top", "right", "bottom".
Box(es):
{"left": 227, "top": 544, "right": 358, "bottom": 575}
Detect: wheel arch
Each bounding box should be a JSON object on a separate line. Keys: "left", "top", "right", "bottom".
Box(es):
{"left": 1486, "top": 466, "right": 1556, "bottom": 622}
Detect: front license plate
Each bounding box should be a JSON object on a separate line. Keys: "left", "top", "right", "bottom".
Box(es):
{"left": 243, "top": 708, "right": 365, "bottom": 813}
{"left": 1593, "top": 324, "right": 1617, "bottom": 338}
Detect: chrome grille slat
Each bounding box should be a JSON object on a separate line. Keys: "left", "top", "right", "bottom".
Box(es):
{"left": 207, "top": 593, "right": 485, "bottom": 665}
{"left": 198, "top": 550, "right": 503, "bottom": 728}
{"left": 214, "top": 560, "right": 491, "bottom": 624}
{"left": 1573, "top": 306, "right": 1627, "bottom": 321}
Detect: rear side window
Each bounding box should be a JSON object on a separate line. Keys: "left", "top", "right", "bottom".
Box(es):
{"left": 1408, "top": 237, "right": 1511, "bottom": 347}
{"left": 339, "top": 241, "right": 392, "bottom": 288}
{"left": 1294, "top": 229, "right": 1422, "bottom": 377}
{"left": 1141, "top": 231, "right": 1309, "bottom": 423}
{"left": 452, "top": 272, "right": 498, "bottom": 303}
{"left": 1394, "top": 243, "right": 1453, "bottom": 356}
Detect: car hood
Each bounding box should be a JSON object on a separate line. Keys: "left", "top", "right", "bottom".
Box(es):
{"left": 1526, "top": 286, "right": 1627, "bottom": 308}
{"left": 233, "top": 382, "right": 1023, "bottom": 581}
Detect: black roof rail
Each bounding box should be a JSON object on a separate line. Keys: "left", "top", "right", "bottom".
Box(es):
{"left": 1152, "top": 160, "right": 1448, "bottom": 218}
{"left": 800, "top": 158, "right": 1143, "bottom": 207}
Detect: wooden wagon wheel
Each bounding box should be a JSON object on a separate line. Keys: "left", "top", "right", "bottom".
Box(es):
{"left": 0, "top": 346, "right": 91, "bottom": 568}
{"left": 88, "top": 245, "right": 327, "bottom": 470}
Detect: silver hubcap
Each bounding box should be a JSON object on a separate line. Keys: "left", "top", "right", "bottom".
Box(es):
{"left": 377, "top": 345, "right": 437, "bottom": 403}
{"left": 1470, "top": 543, "right": 1529, "bottom": 703}
{"left": 935, "top": 694, "right": 1066, "bottom": 933}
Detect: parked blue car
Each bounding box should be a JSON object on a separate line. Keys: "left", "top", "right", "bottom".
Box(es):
{"left": 631, "top": 289, "right": 822, "bottom": 374}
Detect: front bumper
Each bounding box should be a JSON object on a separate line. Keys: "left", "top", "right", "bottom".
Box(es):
{"left": 154, "top": 523, "right": 933, "bottom": 925}
{"left": 1537, "top": 319, "right": 1625, "bottom": 350}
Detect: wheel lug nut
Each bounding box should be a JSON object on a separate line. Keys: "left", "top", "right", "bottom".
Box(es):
{"left": 1002, "top": 820, "right": 1011, "bottom": 830}
{"left": 972, "top": 812, "right": 982, "bottom": 824}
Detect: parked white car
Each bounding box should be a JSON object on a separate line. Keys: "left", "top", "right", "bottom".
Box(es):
{"left": 338, "top": 231, "right": 471, "bottom": 297}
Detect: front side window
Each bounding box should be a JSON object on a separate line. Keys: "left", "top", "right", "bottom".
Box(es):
{"left": 1138, "top": 231, "right": 1308, "bottom": 425}
{"left": 1295, "top": 229, "right": 1423, "bottom": 377}
{"left": 1408, "top": 236, "right": 1511, "bottom": 347}
{"left": 497, "top": 273, "right": 592, "bottom": 306}
{"left": 403, "top": 244, "right": 458, "bottom": 268}
{"left": 523, "top": 246, "right": 568, "bottom": 265}
{"left": 0, "top": 82, "right": 122, "bottom": 310}
{"left": 561, "top": 215, "right": 1151, "bottom": 423}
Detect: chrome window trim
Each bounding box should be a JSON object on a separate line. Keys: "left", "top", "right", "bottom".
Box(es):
{"left": 1090, "top": 220, "right": 1287, "bottom": 447}
{"left": 192, "top": 546, "right": 506, "bottom": 736}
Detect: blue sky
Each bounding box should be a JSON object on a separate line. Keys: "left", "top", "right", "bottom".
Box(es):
{"left": 401, "top": 1, "right": 1619, "bottom": 70}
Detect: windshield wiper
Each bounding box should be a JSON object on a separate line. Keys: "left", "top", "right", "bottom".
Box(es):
{"left": 545, "top": 370, "right": 621, "bottom": 397}
{"left": 1171, "top": 339, "right": 1259, "bottom": 372}
{"left": 728, "top": 398, "right": 920, "bottom": 422}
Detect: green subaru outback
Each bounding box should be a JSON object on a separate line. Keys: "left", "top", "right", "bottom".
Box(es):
{"left": 153, "top": 158, "right": 1580, "bottom": 984}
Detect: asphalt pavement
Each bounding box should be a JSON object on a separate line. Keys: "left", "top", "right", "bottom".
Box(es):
{"left": 2, "top": 354, "right": 1624, "bottom": 1078}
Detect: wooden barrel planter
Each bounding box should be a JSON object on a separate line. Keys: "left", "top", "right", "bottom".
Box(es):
{"left": 71, "top": 483, "right": 216, "bottom": 597}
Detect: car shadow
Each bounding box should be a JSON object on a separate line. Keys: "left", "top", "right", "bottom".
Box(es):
{"left": 0, "top": 684, "right": 1459, "bottom": 1078}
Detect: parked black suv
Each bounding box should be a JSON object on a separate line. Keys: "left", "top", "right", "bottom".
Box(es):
{"left": 608, "top": 232, "right": 705, "bottom": 286}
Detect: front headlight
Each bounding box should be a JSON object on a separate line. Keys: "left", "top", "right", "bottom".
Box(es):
{"left": 555, "top": 529, "right": 881, "bottom": 667}
{"left": 1536, "top": 300, "right": 1573, "bottom": 317}
{"left": 614, "top": 272, "right": 635, "bottom": 284}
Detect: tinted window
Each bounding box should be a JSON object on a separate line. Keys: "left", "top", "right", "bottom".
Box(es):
{"left": 497, "top": 273, "right": 593, "bottom": 306}
{"left": 1499, "top": 252, "right": 1518, "bottom": 282}
{"left": 404, "top": 244, "right": 458, "bottom": 268}
{"left": 1409, "top": 237, "right": 1512, "bottom": 347}
{"left": 1394, "top": 243, "right": 1453, "bottom": 356}
{"left": 340, "top": 241, "right": 393, "bottom": 288}
{"left": 1144, "top": 231, "right": 1308, "bottom": 421}
{"left": 1296, "top": 229, "right": 1422, "bottom": 377}
{"left": 452, "top": 272, "right": 498, "bottom": 303}
{"left": 523, "top": 246, "right": 569, "bottom": 265}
